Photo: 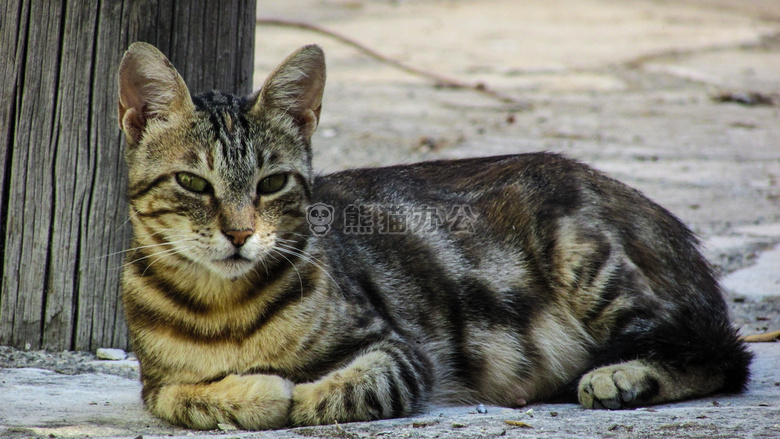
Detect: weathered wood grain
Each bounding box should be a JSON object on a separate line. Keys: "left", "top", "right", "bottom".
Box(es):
{"left": 0, "top": 0, "right": 24, "bottom": 348}
{"left": 0, "top": 0, "right": 256, "bottom": 351}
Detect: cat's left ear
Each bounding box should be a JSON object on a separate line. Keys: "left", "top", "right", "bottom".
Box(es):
{"left": 118, "top": 42, "right": 195, "bottom": 146}
{"left": 251, "top": 45, "right": 326, "bottom": 140}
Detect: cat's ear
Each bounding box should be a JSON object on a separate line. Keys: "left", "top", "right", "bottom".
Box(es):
{"left": 252, "top": 44, "right": 326, "bottom": 140}
{"left": 118, "top": 42, "right": 195, "bottom": 145}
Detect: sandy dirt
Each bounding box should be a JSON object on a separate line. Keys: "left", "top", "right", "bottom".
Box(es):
{"left": 1, "top": 0, "right": 779, "bottom": 437}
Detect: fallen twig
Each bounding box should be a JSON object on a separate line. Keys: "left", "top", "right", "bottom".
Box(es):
{"left": 257, "top": 17, "right": 529, "bottom": 108}
{"left": 712, "top": 91, "right": 778, "bottom": 107}
{"left": 505, "top": 420, "right": 533, "bottom": 428}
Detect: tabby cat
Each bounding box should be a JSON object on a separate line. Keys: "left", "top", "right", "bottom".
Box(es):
{"left": 117, "top": 42, "right": 752, "bottom": 430}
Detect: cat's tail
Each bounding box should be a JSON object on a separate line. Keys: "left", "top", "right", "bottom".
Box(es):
{"left": 581, "top": 282, "right": 753, "bottom": 409}
{"left": 637, "top": 307, "right": 752, "bottom": 392}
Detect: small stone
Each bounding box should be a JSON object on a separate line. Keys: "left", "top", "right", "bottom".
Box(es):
{"left": 476, "top": 403, "right": 488, "bottom": 414}
{"left": 96, "top": 348, "right": 127, "bottom": 361}
{"left": 321, "top": 128, "right": 338, "bottom": 139}
{"left": 217, "top": 423, "right": 238, "bottom": 431}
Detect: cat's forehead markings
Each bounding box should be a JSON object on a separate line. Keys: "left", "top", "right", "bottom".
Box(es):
{"left": 223, "top": 112, "right": 235, "bottom": 134}
{"left": 193, "top": 91, "right": 243, "bottom": 136}
{"left": 206, "top": 147, "right": 215, "bottom": 171}
{"left": 261, "top": 150, "right": 280, "bottom": 168}
{"left": 182, "top": 95, "right": 253, "bottom": 192}
{"left": 181, "top": 148, "right": 201, "bottom": 168}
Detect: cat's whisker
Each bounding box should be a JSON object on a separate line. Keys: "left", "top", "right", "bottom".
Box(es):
{"left": 274, "top": 244, "right": 343, "bottom": 294}
{"left": 127, "top": 237, "right": 196, "bottom": 253}
{"left": 275, "top": 231, "right": 311, "bottom": 242}
{"left": 148, "top": 228, "right": 186, "bottom": 236}
{"left": 274, "top": 244, "right": 318, "bottom": 266}
{"left": 116, "top": 207, "right": 143, "bottom": 232}
{"left": 123, "top": 247, "right": 184, "bottom": 268}
{"left": 115, "top": 249, "right": 176, "bottom": 274}
{"left": 258, "top": 257, "right": 270, "bottom": 277}
{"left": 275, "top": 242, "right": 334, "bottom": 270}
{"left": 142, "top": 245, "right": 194, "bottom": 277}
{"left": 270, "top": 248, "right": 304, "bottom": 297}
{"left": 250, "top": 257, "right": 272, "bottom": 281}
{"left": 276, "top": 238, "right": 299, "bottom": 245}
{"left": 123, "top": 243, "right": 196, "bottom": 270}
{"left": 94, "top": 236, "right": 194, "bottom": 260}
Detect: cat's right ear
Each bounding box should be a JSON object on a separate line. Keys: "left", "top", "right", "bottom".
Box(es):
{"left": 118, "top": 42, "right": 195, "bottom": 146}
{"left": 251, "top": 45, "right": 326, "bottom": 141}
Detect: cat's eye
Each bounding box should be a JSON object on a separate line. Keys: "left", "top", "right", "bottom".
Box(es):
{"left": 176, "top": 172, "right": 210, "bottom": 193}
{"left": 258, "top": 174, "right": 288, "bottom": 195}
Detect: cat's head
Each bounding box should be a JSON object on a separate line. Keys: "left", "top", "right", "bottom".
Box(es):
{"left": 117, "top": 42, "right": 325, "bottom": 279}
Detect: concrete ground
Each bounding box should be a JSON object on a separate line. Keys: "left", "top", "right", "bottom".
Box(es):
{"left": 2, "top": 0, "right": 779, "bottom": 437}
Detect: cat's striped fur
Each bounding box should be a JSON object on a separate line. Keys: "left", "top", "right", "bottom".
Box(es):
{"left": 117, "top": 42, "right": 752, "bottom": 430}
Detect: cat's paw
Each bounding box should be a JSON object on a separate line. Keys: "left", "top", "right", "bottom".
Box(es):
{"left": 578, "top": 362, "right": 659, "bottom": 410}
{"left": 216, "top": 374, "right": 294, "bottom": 430}
{"left": 154, "top": 374, "right": 294, "bottom": 430}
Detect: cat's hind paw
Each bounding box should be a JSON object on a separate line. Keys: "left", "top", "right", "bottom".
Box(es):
{"left": 577, "top": 361, "right": 659, "bottom": 409}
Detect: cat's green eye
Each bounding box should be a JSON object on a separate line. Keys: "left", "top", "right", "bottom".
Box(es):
{"left": 258, "top": 174, "right": 288, "bottom": 195}
{"left": 176, "top": 172, "right": 209, "bottom": 193}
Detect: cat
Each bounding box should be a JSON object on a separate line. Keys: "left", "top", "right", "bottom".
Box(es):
{"left": 117, "top": 42, "right": 752, "bottom": 430}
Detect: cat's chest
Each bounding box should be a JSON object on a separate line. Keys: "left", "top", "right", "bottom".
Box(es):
{"left": 146, "top": 290, "right": 339, "bottom": 382}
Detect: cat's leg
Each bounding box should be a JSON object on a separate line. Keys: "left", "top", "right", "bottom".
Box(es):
{"left": 290, "top": 344, "right": 433, "bottom": 426}
{"left": 577, "top": 359, "right": 724, "bottom": 409}
{"left": 146, "top": 374, "right": 294, "bottom": 430}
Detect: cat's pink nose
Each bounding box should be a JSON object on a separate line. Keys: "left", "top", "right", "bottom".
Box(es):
{"left": 224, "top": 229, "right": 253, "bottom": 247}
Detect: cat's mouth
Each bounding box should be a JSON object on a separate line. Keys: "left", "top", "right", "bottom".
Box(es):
{"left": 210, "top": 252, "right": 256, "bottom": 278}
{"left": 210, "top": 252, "right": 254, "bottom": 268}
{"left": 219, "top": 253, "right": 251, "bottom": 264}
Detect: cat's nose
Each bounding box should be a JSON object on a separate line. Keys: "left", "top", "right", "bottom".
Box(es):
{"left": 223, "top": 229, "right": 253, "bottom": 247}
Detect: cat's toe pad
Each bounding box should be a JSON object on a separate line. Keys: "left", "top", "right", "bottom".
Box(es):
{"left": 578, "top": 362, "right": 658, "bottom": 409}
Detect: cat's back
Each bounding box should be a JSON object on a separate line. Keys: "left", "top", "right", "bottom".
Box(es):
{"left": 311, "top": 151, "right": 709, "bottom": 315}
{"left": 311, "top": 151, "right": 663, "bottom": 238}
{"left": 314, "top": 152, "right": 601, "bottom": 207}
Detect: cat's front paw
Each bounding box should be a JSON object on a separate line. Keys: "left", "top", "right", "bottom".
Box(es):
{"left": 217, "top": 374, "right": 294, "bottom": 430}
{"left": 578, "top": 362, "right": 659, "bottom": 409}
{"left": 154, "top": 374, "right": 294, "bottom": 430}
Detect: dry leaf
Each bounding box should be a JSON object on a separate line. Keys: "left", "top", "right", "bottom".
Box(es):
{"left": 742, "top": 330, "right": 780, "bottom": 343}
{"left": 505, "top": 420, "right": 533, "bottom": 428}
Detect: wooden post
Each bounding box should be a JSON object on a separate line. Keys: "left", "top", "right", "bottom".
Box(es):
{"left": 0, "top": 0, "right": 256, "bottom": 351}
